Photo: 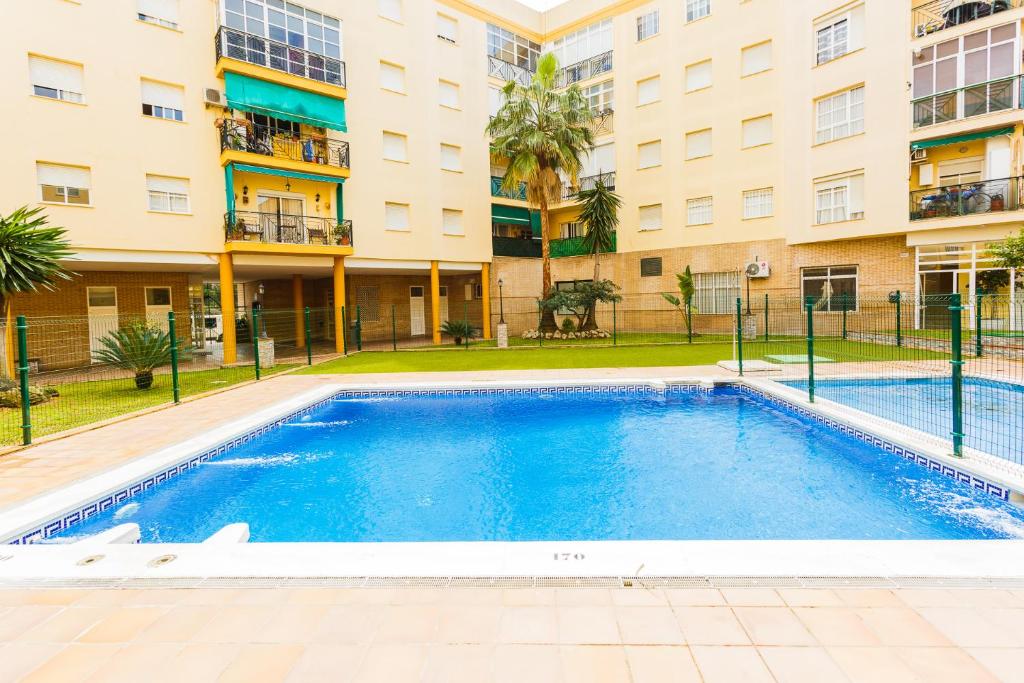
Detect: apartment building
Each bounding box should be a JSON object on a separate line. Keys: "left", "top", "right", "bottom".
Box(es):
{"left": 2, "top": 0, "right": 1022, "bottom": 367}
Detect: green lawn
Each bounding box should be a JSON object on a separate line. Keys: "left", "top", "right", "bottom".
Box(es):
{"left": 456, "top": 331, "right": 734, "bottom": 348}
{"left": 1, "top": 364, "right": 295, "bottom": 446}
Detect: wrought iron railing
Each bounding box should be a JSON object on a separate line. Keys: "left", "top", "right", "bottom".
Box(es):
{"left": 487, "top": 56, "right": 533, "bottom": 86}
{"left": 911, "top": 0, "right": 1020, "bottom": 38}
{"left": 561, "top": 171, "right": 616, "bottom": 201}
{"left": 554, "top": 51, "right": 613, "bottom": 88}
{"left": 220, "top": 121, "right": 350, "bottom": 169}
{"left": 909, "top": 176, "right": 1022, "bottom": 220}
{"left": 225, "top": 211, "right": 353, "bottom": 247}
{"left": 912, "top": 75, "right": 1020, "bottom": 128}
{"left": 492, "top": 236, "right": 542, "bottom": 258}
{"left": 216, "top": 26, "right": 346, "bottom": 88}
{"left": 550, "top": 232, "right": 617, "bottom": 258}
{"left": 490, "top": 176, "right": 527, "bottom": 200}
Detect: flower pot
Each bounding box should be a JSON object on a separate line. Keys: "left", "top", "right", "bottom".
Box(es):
{"left": 135, "top": 370, "right": 154, "bottom": 390}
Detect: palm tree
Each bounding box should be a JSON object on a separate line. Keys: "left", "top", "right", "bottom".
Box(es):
{"left": 487, "top": 53, "right": 595, "bottom": 332}
{"left": 0, "top": 207, "right": 74, "bottom": 376}
{"left": 576, "top": 180, "right": 620, "bottom": 330}
{"left": 662, "top": 267, "right": 697, "bottom": 341}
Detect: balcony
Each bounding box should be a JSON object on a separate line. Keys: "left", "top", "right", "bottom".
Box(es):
{"left": 909, "top": 176, "right": 1022, "bottom": 220}
{"left": 216, "top": 26, "right": 346, "bottom": 89}
{"left": 220, "top": 121, "right": 349, "bottom": 173}
{"left": 550, "top": 232, "right": 617, "bottom": 258}
{"left": 492, "top": 235, "right": 542, "bottom": 258}
{"left": 487, "top": 56, "right": 533, "bottom": 86}
{"left": 561, "top": 171, "right": 616, "bottom": 201}
{"left": 912, "top": 0, "right": 1021, "bottom": 39}
{"left": 226, "top": 211, "right": 353, "bottom": 247}
{"left": 554, "top": 51, "right": 613, "bottom": 89}
{"left": 912, "top": 75, "right": 1020, "bottom": 128}
{"left": 591, "top": 108, "right": 614, "bottom": 137}
{"left": 491, "top": 176, "right": 527, "bottom": 201}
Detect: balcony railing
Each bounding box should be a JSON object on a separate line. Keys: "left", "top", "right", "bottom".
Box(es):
{"left": 561, "top": 171, "right": 616, "bottom": 201}
{"left": 912, "top": 75, "right": 1020, "bottom": 128}
{"left": 492, "top": 235, "right": 542, "bottom": 258}
{"left": 216, "top": 26, "right": 346, "bottom": 88}
{"left": 550, "top": 232, "right": 617, "bottom": 258}
{"left": 591, "top": 108, "right": 614, "bottom": 137}
{"left": 220, "top": 121, "right": 350, "bottom": 169}
{"left": 554, "top": 51, "right": 613, "bottom": 88}
{"left": 911, "top": 0, "right": 1020, "bottom": 38}
{"left": 225, "top": 210, "right": 353, "bottom": 247}
{"left": 909, "top": 176, "right": 1022, "bottom": 220}
{"left": 490, "top": 176, "right": 527, "bottom": 200}
{"left": 487, "top": 56, "right": 533, "bottom": 86}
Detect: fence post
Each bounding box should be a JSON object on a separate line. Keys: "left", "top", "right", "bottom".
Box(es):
{"left": 841, "top": 293, "right": 848, "bottom": 340}
{"left": 975, "top": 291, "right": 983, "bottom": 358}
{"left": 895, "top": 291, "right": 903, "bottom": 348}
{"left": 538, "top": 303, "right": 544, "bottom": 347}
{"left": 687, "top": 296, "right": 693, "bottom": 344}
{"left": 168, "top": 311, "right": 180, "bottom": 403}
{"left": 735, "top": 298, "right": 743, "bottom": 377}
{"left": 464, "top": 301, "right": 470, "bottom": 350}
{"left": 612, "top": 299, "right": 617, "bottom": 346}
{"left": 16, "top": 316, "right": 31, "bottom": 446}
{"left": 764, "top": 293, "right": 769, "bottom": 343}
{"left": 355, "top": 306, "right": 362, "bottom": 351}
{"left": 304, "top": 307, "right": 313, "bottom": 365}
{"left": 251, "top": 310, "right": 261, "bottom": 380}
{"left": 341, "top": 305, "right": 348, "bottom": 355}
{"left": 950, "top": 293, "right": 964, "bottom": 457}
{"left": 391, "top": 304, "right": 397, "bottom": 351}
{"left": 805, "top": 296, "right": 815, "bottom": 404}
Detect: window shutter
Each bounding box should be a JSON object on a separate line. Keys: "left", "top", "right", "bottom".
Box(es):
{"left": 29, "top": 56, "right": 83, "bottom": 93}
{"left": 442, "top": 209, "right": 464, "bottom": 235}
{"left": 640, "top": 257, "right": 663, "bottom": 276}
{"left": 146, "top": 175, "right": 188, "bottom": 194}
{"left": 685, "top": 60, "right": 712, "bottom": 91}
{"left": 36, "top": 163, "right": 90, "bottom": 188}
{"left": 140, "top": 79, "right": 183, "bottom": 109}
{"left": 379, "top": 62, "right": 405, "bottom": 93}
{"left": 137, "top": 0, "right": 178, "bottom": 23}
{"left": 385, "top": 202, "right": 410, "bottom": 230}
{"left": 637, "top": 76, "right": 660, "bottom": 105}
{"left": 378, "top": 0, "right": 401, "bottom": 21}
{"left": 742, "top": 116, "right": 772, "bottom": 147}
{"left": 439, "top": 81, "right": 459, "bottom": 108}
{"left": 686, "top": 130, "right": 712, "bottom": 159}
{"left": 437, "top": 14, "right": 457, "bottom": 42}
{"left": 383, "top": 132, "right": 407, "bottom": 161}
{"left": 638, "top": 204, "right": 662, "bottom": 230}
{"left": 741, "top": 42, "right": 772, "bottom": 76}
{"left": 440, "top": 144, "right": 461, "bottom": 171}
{"left": 638, "top": 141, "right": 661, "bottom": 168}
{"left": 585, "top": 143, "right": 615, "bottom": 175}
{"left": 848, "top": 174, "right": 865, "bottom": 218}
{"left": 489, "top": 87, "right": 503, "bottom": 116}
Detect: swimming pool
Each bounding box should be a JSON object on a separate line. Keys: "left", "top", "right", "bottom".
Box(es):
{"left": 781, "top": 377, "right": 1024, "bottom": 462}
{"left": 46, "top": 385, "right": 1024, "bottom": 543}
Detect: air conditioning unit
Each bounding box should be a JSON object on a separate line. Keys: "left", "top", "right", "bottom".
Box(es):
{"left": 911, "top": 148, "right": 928, "bottom": 162}
{"left": 204, "top": 88, "right": 227, "bottom": 108}
{"left": 745, "top": 260, "right": 770, "bottom": 279}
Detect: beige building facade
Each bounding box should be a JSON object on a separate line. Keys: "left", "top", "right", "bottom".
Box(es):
{"left": 2, "top": 0, "right": 1023, "bottom": 364}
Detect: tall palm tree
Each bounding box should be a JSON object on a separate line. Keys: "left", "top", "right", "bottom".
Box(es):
{"left": 0, "top": 207, "right": 75, "bottom": 375}
{"left": 576, "top": 180, "right": 620, "bottom": 330}
{"left": 487, "top": 53, "right": 595, "bottom": 332}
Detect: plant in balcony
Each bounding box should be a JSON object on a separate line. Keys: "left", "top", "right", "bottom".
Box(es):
{"left": 92, "top": 321, "right": 188, "bottom": 390}
{"left": 335, "top": 223, "right": 352, "bottom": 246}
{"left": 224, "top": 215, "right": 245, "bottom": 240}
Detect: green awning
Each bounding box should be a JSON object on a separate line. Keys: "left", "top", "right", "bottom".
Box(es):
{"left": 530, "top": 210, "right": 542, "bottom": 238}
{"left": 224, "top": 72, "right": 347, "bottom": 131}
{"left": 232, "top": 163, "right": 343, "bottom": 185}
{"left": 911, "top": 126, "right": 1014, "bottom": 150}
{"left": 491, "top": 203, "right": 531, "bottom": 225}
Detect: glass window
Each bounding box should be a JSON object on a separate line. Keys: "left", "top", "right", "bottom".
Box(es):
{"left": 137, "top": 0, "right": 179, "bottom": 29}
{"left": 379, "top": 61, "right": 405, "bottom": 93}
{"left": 814, "top": 174, "right": 864, "bottom": 224}
{"left": 29, "top": 56, "right": 84, "bottom": 103}
{"left": 640, "top": 257, "right": 663, "bottom": 276}
{"left": 147, "top": 175, "right": 190, "bottom": 214}
{"left": 637, "top": 10, "right": 659, "bottom": 41}
{"left": 687, "top": 197, "right": 713, "bottom": 225}
{"left": 487, "top": 23, "right": 539, "bottom": 71}
{"left": 584, "top": 80, "right": 614, "bottom": 113}
{"left": 140, "top": 79, "right": 184, "bottom": 121}
{"left": 378, "top": 0, "right": 401, "bottom": 21}
{"left": 545, "top": 19, "right": 612, "bottom": 68}
{"left": 816, "top": 17, "right": 848, "bottom": 65}
{"left": 816, "top": 86, "right": 864, "bottom": 144}
{"left": 221, "top": 0, "right": 342, "bottom": 59}
{"left": 559, "top": 222, "right": 583, "bottom": 239}
{"left": 694, "top": 272, "right": 740, "bottom": 313}
{"left": 88, "top": 287, "right": 117, "bottom": 308}
{"left": 686, "top": 0, "right": 711, "bottom": 23}
{"left": 743, "top": 188, "right": 773, "bottom": 219}
{"left": 146, "top": 287, "right": 172, "bottom": 306}
{"left": 37, "top": 163, "right": 91, "bottom": 205}
{"left": 801, "top": 265, "right": 858, "bottom": 311}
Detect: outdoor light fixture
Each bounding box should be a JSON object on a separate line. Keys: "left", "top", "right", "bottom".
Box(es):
{"left": 242, "top": 186, "right": 248, "bottom": 196}
{"left": 285, "top": 181, "right": 291, "bottom": 192}
{"left": 497, "top": 278, "right": 506, "bottom": 324}
{"left": 315, "top": 192, "right": 321, "bottom": 203}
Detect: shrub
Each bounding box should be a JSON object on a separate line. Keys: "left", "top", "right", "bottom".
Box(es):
{"left": 91, "top": 322, "right": 186, "bottom": 389}
{"left": 441, "top": 319, "right": 478, "bottom": 346}
{"left": 560, "top": 317, "right": 576, "bottom": 333}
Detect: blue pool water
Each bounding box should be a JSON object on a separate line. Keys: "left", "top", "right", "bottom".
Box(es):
{"left": 781, "top": 377, "right": 1024, "bottom": 462}
{"left": 50, "top": 387, "right": 1024, "bottom": 543}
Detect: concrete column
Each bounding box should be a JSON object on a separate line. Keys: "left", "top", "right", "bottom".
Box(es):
{"left": 430, "top": 260, "right": 441, "bottom": 345}
{"left": 332, "top": 256, "right": 346, "bottom": 353}
{"left": 481, "top": 262, "right": 492, "bottom": 339}
{"left": 292, "top": 274, "right": 304, "bottom": 347}
{"left": 218, "top": 253, "right": 236, "bottom": 364}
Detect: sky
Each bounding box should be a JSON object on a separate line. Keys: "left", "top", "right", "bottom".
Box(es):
{"left": 517, "top": 0, "right": 569, "bottom": 8}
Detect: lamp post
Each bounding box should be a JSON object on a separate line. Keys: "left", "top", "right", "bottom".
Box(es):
{"left": 498, "top": 278, "right": 506, "bottom": 324}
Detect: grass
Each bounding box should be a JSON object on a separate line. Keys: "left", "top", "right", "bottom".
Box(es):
{"left": 0, "top": 364, "right": 296, "bottom": 446}
{"left": 452, "top": 332, "right": 733, "bottom": 348}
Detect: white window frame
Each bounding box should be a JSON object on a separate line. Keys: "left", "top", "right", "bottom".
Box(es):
{"left": 29, "top": 56, "right": 84, "bottom": 104}
{"left": 686, "top": 197, "right": 713, "bottom": 226}
{"left": 559, "top": 221, "right": 583, "bottom": 239}
{"left": 137, "top": 0, "right": 179, "bottom": 29}
{"left": 585, "top": 80, "right": 614, "bottom": 114}
{"left": 815, "top": 86, "right": 864, "bottom": 144}
{"left": 637, "top": 10, "right": 659, "bottom": 41}
{"left": 140, "top": 79, "right": 184, "bottom": 122}
{"left": 694, "top": 271, "right": 740, "bottom": 313}
{"left": 814, "top": 174, "right": 864, "bottom": 224}
{"left": 146, "top": 175, "right": 190, "bottom": 214}
{"left": 686, "top": 0, "right": 711, "bottom": 23}
{"left": 221, "top": 0, "right": 343, "bottom": 61}
{"left": 742, "top": 187, "right": 773, "bottom": 219}
{"left": 37, "top": 163, "right": 91, "bottom": 206}
{"left": 801, "top": 266, "right": 859, "bottom": 312}
{"left": 816, "top": 15, "right": 849, "bottom": 66}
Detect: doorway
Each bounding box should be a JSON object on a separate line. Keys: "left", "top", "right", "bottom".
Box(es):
{"left": 256, "top": 194, "right": 305, "bottom": 243}
{"left": 439, "top": 285, "right": 449, "bottom": 324}
{"left": 919, "top": 271, "right": 954, "bottom": 329}
{"left": 87, "top": 287, "right": 119, "bottom": 359}
{"left": 410, "top": 286, "right": 425, "bottom": 336}
{"left": 145, "top": 287, "right": 173, "bottom": 332}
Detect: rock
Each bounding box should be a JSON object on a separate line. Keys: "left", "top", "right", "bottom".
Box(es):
{"left": 0, "top": 385, "right": 50, "bottom": 408}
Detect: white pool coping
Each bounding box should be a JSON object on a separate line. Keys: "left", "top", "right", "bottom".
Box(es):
{"left": 1, "top": 376, "right": 1023, "bottom": 583}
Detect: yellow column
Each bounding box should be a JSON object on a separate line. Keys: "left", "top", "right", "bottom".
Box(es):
{"left": 218, "top": 253, "right": 236, "bottom": 365}
{"left": 430, "top": 260, "right": 441, "bottom": 345}
{"left": 481, "top": 263, "right": 492, "bottom": 339}
{"left": 332, "top": 256, "right": 346, "bottom": 353}
{"left": 292, "top": 275, "right": 305, "bottom": 347}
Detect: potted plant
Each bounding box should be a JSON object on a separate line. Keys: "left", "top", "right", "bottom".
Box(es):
{"left": 990, "top": 193, "right": 1005, "bottom": 212}
{"left": 92, "top": 322, "right": 187, "bottom": 390}
{"left": 336, "top": 222, "right": 352, "bottom": 246}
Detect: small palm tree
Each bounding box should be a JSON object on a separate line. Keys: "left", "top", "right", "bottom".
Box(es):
{"left": 577, "top": 180, "right": 620, "bottom": 330}
{"left": 662, "top": 267, "right": 697, "bottom": 341}
{"left": 92, "top": 322, "right": 184, "bottom": 389}
{"left": 0, "top": 207, "right": 75, "bottom": 376}
{"left": 487, "top": 54, "right": 595, "bottom": 332}
{"left": 440, "top": 319, "right": 478, "bottom": 346}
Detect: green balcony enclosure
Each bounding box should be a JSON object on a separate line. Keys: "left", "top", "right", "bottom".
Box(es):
{"left": 550, "top": 232, "right": 617, "bottom": 258}
{"left": 490, "top": 176, "right": 527, "bottom": 201}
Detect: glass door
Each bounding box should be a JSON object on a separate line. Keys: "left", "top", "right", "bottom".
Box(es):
{"left": 257, "top": 194, "right": 305, "bottom": 243}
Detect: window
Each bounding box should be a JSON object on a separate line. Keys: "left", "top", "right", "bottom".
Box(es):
{"left": 379, "top": 62, "right": 405, "bottom": 93}
{"left": 487, "top": 23, "right": 541, "bottom": 71}
{"left": 584, "top": 80, "right": 614, "bottom": 113}
{"left": 741, "top": 41, "right": 772, "bottom": 76}
{"left": 356, "top": 286, "right": 381, "bottom": 322}
{"left": 439, "top": 80, "right": 459, "bottom": 108}
{"left": 378, "top": 0, "right": 401, "bottom": 22}
{"left": 37, "top": 163, "right": 91, "bottom": 205}
{"left": 29, "top": 56, "right": 84, "bottom": 103}
{"left": 741, "top": 115, "right": 773, "bottom": 148}
{"left": 559, "top": 222, "right": 582, "bottom": 239}
{"left": 384, "top": 202, "right": 410, "bottom": 231}
{"left": 222, "top": 0, "right": 343, "bottom": 62}
{"left": 146, "top": 175, "right": 190, "bottom": 213}
{"left": 640, "top": 257, "right": 663, "bottom": 276}
{"left": 582, "top": 142, "right": 615, "bottom": 176}
{"left": 687, "top": 197, "right": 713, "bottom": 225}
{"left": 816, "top": 17, "right": 848, "bottom": 65}
{"left": 140, "top": 79, "right": 184, "bottom": 121}
{"left": 639, "top": 204, "right": 663, "bottom": 231}
{"left": 146, "top": 287, "right": 172, "bottom": 307}
{"left": 382, "top": 132, "right": 408, "bottom": 162}
{"left": 488, "top": 86, "right": 504, "bottom": 117}
{"left": 694, "top": 272, "right": 740, "bottom": 313}
{"left": 815, "top": 86, "right": 864, "bottom": 144}
{"left": 743, "top": 188, "right": 773, "bottom": 219}
{"left": 440, "top": 144, "right": 462, "bottom": 172}
{"left": 442, "top": 209, "right": 464, "bottom": 235}
{"left": 685, "top": 60, "right": 712, "bottom": 92}
{"left": 815, "top": 173, "right": 864, "bottom": 224}
{"left": 637, "top": 10, "right": 659, "bottom": 41}
{"left": 686, "top": 0, "right": 711, "bottom": 23}
{"left": 801, "top": 266, "right": 858, "bottom": 311}
{"left": 545, "top": 19, "right": 612, "bottom": 69}
{"left": 686, "top": 129, "right": 712, "bottom": 160}
{"left": 137, "top": 0, "right": 179, "bottom": 29}
{"left": 637, "top": 76, "right": 660, "bottom": 106}
{"left": 638, "top": 141, "right": 662, "bottom": 169}
{"left": 88, "top": 287, "right": 117, "bottom": 308}
{"left": 437, "top": 14, "right": 457, "bottom": 43}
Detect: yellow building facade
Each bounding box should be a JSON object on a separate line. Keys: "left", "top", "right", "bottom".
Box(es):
{"left": 2, "top": 0, "right": 1023, "bottom": 361}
